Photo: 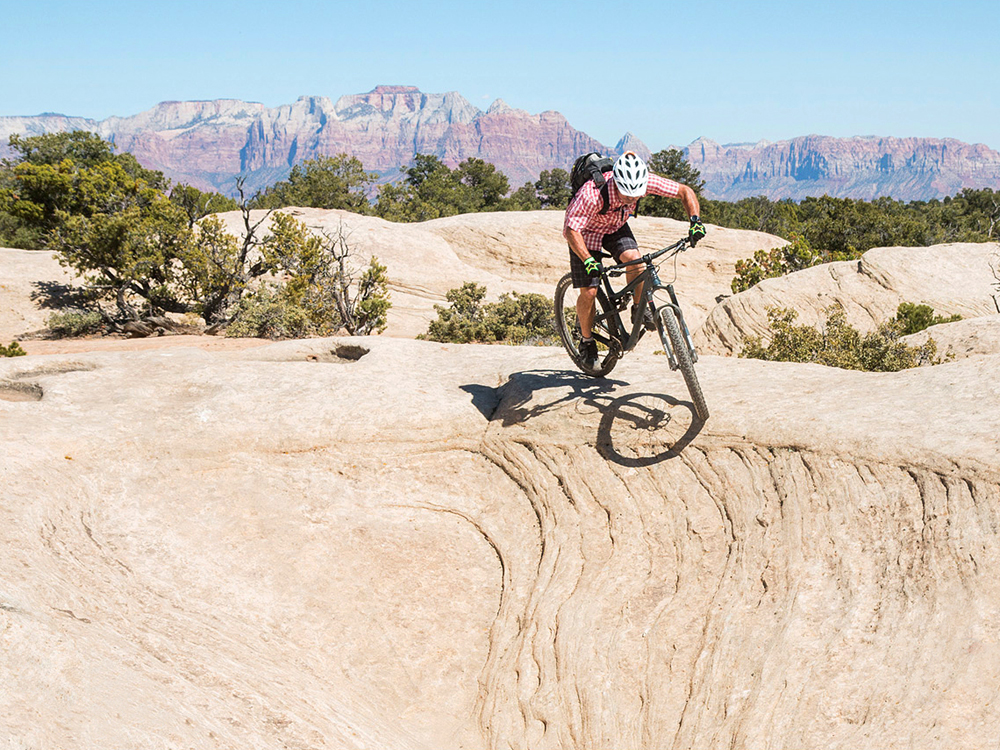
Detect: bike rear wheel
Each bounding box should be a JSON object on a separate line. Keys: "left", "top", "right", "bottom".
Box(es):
{"left": 656, "top": 305, "right": 709, "bottom": 420}
{"left": 554, "top": 273, "right": 620, "bottom": 377}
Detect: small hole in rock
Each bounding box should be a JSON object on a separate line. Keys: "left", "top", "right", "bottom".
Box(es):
{"left": 333, "top": 344, "right": 368, "bottom": 361}
{"left": 0, "top": 381, "right": 43, "bottom": 402}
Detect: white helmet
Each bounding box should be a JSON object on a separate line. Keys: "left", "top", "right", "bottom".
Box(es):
{"left": 613, "top": 151, "right": 649, "bottom": 197}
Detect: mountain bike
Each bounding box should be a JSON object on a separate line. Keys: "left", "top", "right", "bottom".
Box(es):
{"left": 554, "top": 237, "right": 709, "bottom": 421}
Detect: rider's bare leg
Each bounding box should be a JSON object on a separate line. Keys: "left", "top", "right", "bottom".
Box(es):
{"left": 577, "top": 286, "right": 598, "bottom": 338}
{"left": 619, "top": 249, "right": 644, "bottom": 304}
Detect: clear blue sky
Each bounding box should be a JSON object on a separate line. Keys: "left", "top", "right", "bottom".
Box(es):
{"left": 2, "top": 0, "right": 997, "bottom": 150}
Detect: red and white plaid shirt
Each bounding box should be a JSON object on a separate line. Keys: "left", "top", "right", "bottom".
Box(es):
{"left": 564, "top": 171, "right": 681, "bottom": 254}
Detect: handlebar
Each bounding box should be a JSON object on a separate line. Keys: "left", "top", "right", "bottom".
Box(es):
{"left": 604, "top": 237, "right": 691, "bottom": 278}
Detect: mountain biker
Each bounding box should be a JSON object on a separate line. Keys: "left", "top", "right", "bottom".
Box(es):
{"left": 564, "top": 151, "right": 705, "bottom": 368}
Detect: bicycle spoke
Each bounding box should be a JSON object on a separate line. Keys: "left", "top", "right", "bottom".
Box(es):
{"left": 554, "top": 274, "right": 620, "bottom": 377}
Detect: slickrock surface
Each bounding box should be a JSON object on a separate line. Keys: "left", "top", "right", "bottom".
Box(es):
{"left": 5, "top": 216, "right": 1000, "bottom": 749}
{"left": 901, "top": 313, "right": 1000, "bottom": 360}
{"left": 3, "top": 337, "right": 1000, "bottom": 749}
{"left": 0, "top": 248, "right": 78, "bottom": 340}
{"left": 697, "top": 242, "right": 1000, "bottom": 355}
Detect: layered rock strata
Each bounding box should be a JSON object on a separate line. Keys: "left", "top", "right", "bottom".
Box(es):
{"left": 686, "top": 135, "right": 1000, "bottom": 201}
{"left": 5, "top": 89, "right": 999, "bottom": 200}
{"left": 2, "top": 337, "right": 999, "bottom": 749}
{"left": 0, "top": 87, "right": 613, "bottom": 194}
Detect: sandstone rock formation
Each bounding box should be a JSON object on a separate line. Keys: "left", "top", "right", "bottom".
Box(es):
{"left": 0, "top": 87, "right": 622, "bottom": 195}
{"left": 0, "top": 248, "right": 79, "bottom": 339}
{"left": 684, "top": 135, "right": 1000, "bottom": 201}
{"left": 696, "top": 242, "right": 1000, "bottom": 355}
{"left": 1, "top": 211, "right": 785, "bottom": 347}
{"left": 210, "top": 208, "right": 785, "bottom": 340}
{"left": 614, "top": 131, "right": 652, "bottom": 161}
{"left": 3, "top": 334, "right": 1000, "bottom": 749}
{"left": 902, "top": 313, "right": 1000, "bottom": 360}
{"left": 3, "top": 213, "right": 1000, "bottom": 749}
{"left": 104, "top": 99, "right": 269, "bottom": 191}
{"left": 7, "top": 218, "right": 995, "bottom": 362}
{"left": 0, "top": 112, "right": 98, "bottom": 140}
{"left": 5, "top": 89, "right": 998, "bottom": 200}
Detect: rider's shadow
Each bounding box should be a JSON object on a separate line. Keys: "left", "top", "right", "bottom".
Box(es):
{"left": 460, "top": 371, "right": 704, "bottom": 465}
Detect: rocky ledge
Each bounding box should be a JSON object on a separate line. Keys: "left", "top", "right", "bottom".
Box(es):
{"left": 3, "top": 333, "right": 1000, "bottom": 749}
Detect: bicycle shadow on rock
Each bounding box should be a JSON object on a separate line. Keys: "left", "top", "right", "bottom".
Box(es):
{"left": 462, "top": 372, "right": 704, "bottom": 465}
{"left": 462, "top": 370, "right": 627, "bottom": 426}
{"left": 596, "top": 392, "right": 705, "bottom": 467}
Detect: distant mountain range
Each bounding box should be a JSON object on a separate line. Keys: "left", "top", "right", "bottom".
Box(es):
{"left": 2, "top": 85, "right": 998, "bottom": 202}
{"left": 686, "top": 135, "right": 1000, "bottom": 201}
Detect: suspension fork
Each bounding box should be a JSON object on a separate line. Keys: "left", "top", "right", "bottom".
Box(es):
{"left": 650, "top": 278, "right": 699, "bottom": 365}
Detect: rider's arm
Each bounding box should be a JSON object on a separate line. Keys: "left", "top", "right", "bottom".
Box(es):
{"left": 563, "top": 183, "right": 602, "bottom": 261}
{"left": 564, "top": 227, "right": 593, "bottom": 262}
{"left": 647, "top": 174, "right": 701, "bottom": 218}
{"left": 677, "top": 184, "right": 701, "bottom": 219}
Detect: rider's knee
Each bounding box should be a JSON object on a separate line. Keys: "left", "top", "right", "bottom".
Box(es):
{"left": 619, "top": 248, "right": 640, "bottom": 263}
{"left": 579, "top": 286, "right": 598, "bottom": 300}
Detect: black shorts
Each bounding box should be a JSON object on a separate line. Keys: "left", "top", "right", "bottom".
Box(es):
{"left": 569, "top": 224, "right": 639, "bottom": 288}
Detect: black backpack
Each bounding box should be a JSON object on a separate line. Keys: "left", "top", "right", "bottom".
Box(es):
{"left": 569, "top": 152, "right": 614, "bottom": 214}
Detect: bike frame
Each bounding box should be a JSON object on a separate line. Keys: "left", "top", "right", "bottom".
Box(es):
{"left": 589, "top": 239, "right": 699, "bottom": 368}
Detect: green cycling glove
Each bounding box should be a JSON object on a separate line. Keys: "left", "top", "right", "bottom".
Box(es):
{"left": 689, "top": 216, "right": 706, "bottom": 246}
{"left": 583, "top": 256, "right": 602, "bottom": 278}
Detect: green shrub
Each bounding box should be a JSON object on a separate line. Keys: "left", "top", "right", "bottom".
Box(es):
{"left": 250, "top": 155, "right": 375, "bottom": 213}
{"left": 0, "top": 213, "right": 44, "bottom": 249}
{"left": 2, "top": 136, "right": 390, "bottom": 331}
{"left": 474, "top": 290, "right": 558, "bottom": 344}
{"left": 419, "top": 282, "right": 485, "bottom": 343}
{"left": 740, "top": 306, "right": 939, "bottom": 372}
{"left": 0, "top": 341, "right": 26, "bottom": 357}
{"left": 342, "top": 256, "right": 392, "bottom": 336}
{"left": 214, "top": 214, "right": 389, "bottom": 338}
{"left": 893, "top": 302, "right": 962, "bottom": 335}
{"left": 420, "top": 282, "right": 558, "bottom": 344}
{"left": 731, "top": 235, "right": 819, "bottom": 293}
{"left": 225, "top": 286, "right": 312, "bottom": 339}
{"left": 46, "top": 309, "right": 104, "bottom": 338}
{"left": 731, "top": 234, "right": 862, "bottom": 294}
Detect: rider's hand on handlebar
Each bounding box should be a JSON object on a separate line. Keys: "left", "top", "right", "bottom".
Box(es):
{"left": 583, "top": 256, "right": 602, "bottom": 278}
{"left": 688, "top": 216, "right": 706, "bottom": 247}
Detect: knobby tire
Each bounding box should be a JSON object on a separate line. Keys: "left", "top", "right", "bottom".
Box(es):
{"left": 657, "top": 306, "right": 709, "bottom": 420}
{"left": 554, "top": 273, "right": 620, "bottom": 377}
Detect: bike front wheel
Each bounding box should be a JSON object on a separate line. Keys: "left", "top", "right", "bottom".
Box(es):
{"left": 657, "top": 305, "right": 709, "bottom": 420}
{"left": 554, "top": 273, "right": 620, "bottom": 377}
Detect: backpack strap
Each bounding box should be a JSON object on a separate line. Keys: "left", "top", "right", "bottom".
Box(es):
{"left": 597, "top": 180, "right": 611, "bottom": 215}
